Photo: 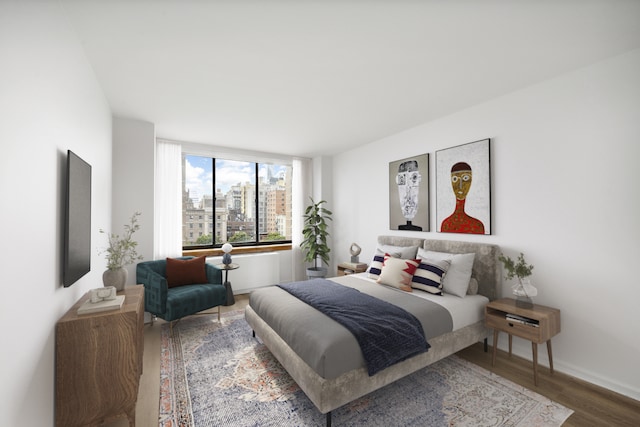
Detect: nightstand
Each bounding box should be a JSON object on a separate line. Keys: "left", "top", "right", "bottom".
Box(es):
{"left": 485, "top": 298, "right": 561, "bottom": 385}
{"left": 337, "top": 262, "right": 368, "bottom": 276}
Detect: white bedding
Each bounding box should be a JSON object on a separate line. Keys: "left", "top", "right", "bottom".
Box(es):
{"left": 344, "top": 272, "right": 489, "bottom": 331}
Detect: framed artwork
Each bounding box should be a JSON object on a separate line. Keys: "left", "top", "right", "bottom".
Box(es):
{"left": 389, "top": 153, "right": 429, "bottom": 231}
{"left": 436, "top": 138, "right": 491, "bottom": 234}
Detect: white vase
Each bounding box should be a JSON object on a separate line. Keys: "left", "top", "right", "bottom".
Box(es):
{"left": 513, "top": 277, "right": 536, "bottom": 308}
{"left": 103, "top": 267, "right": 128, "bottom": 291}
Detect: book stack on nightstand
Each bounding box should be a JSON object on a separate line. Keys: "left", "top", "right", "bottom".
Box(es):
{"left": 337, "top": 262, "right": 368, "bottom": 276}
{"left": 505, "top": 313, "right": 539, "bottom": 327}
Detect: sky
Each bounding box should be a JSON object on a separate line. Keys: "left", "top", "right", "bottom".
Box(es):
{"left": 184, "top": 155, "right": 287, "bottom": 202}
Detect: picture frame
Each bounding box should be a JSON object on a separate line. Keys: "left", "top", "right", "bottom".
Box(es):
{"left": 436, "top": 139, "right": 491, "bottom": 235}
{"left": 389, "top": 153, "right": 429, "bottom": 231}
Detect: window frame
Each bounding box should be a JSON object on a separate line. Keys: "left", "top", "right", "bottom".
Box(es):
{"left": 181, "top": 153, "right": 292, "bottom": 251}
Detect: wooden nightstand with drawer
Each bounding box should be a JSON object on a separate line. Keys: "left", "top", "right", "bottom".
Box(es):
{"left": 485, "top": 298, "right": 561, "bottom": 385}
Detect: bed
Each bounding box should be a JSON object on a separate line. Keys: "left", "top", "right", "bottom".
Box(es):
{"left": 244, "top": 236, "right": 500, "bottom": 426}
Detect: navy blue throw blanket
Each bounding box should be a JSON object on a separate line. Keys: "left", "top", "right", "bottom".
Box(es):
{"left": 278, "top": 279, "right": 429, "bottom": 376}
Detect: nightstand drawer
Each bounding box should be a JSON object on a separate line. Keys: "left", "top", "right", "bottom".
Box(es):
{"left": 486, "top": 312, "right": 542, "bottom": 342}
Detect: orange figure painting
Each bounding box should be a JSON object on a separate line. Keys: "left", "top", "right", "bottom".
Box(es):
{"left": 440, "top": 162, "right": 485, "bottom": 234}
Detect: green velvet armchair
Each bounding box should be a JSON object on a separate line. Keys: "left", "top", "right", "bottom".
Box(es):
{"left": 136, "top": 257, "right": 226, "bottom": 322}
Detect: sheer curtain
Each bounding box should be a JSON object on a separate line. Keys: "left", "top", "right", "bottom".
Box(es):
{"left": 292, "top": 157, "right": 312, "bottom": 281}
{"left": 154, "top": 140, "right": 183, "bottom": 259}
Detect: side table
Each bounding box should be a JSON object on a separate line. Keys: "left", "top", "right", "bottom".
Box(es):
{"left": 485, "top": 298, "right": 561, "bottom": 385}
{"left": 56, "top": 287, "right": 144, "bottom": 426}
{"left": 216, "top": 263, "right": 239, "bottom": 306}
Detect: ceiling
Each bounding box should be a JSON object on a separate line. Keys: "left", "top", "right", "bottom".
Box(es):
{"left": 61, "top": 0, "right": 640, "bottom": 158}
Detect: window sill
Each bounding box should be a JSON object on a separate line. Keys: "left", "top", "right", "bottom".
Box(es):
{"left": 183, "top": 243, "right": 292, "bottom": 258}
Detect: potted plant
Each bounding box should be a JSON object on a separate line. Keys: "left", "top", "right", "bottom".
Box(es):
{"left": 100, "top": 212, "right": 144, "bottom": 291}
{"left": 498, "top": 252, "right": 536, "bottom": 308}
{"left": 301, "top": 198, "right": 332, "bottom": 279}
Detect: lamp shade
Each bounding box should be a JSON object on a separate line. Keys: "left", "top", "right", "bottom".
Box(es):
{"left": 222, "top": 242, "right": 233, "bottom": 265}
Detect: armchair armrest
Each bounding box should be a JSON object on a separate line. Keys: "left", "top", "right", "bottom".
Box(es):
{"left": 205, "top": 263, "right": 223, "bottom": 285}
{"left": 136, "top": 263, "right": 168, "bottom": 315}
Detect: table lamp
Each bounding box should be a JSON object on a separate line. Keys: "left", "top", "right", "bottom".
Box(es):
{"left": 222, "top": 243, "right": 233, "bottom": 265}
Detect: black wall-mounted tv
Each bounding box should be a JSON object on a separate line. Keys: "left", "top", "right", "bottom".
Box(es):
{"left": 63, "top": 150, "right": 92, "bottom": 287}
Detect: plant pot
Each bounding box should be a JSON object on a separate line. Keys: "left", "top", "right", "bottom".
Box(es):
{"left": 306, "top": 267, "right": 328, "bottom": 280}
{"left": 103, "top": 267, "right": 128, "bottom": 291}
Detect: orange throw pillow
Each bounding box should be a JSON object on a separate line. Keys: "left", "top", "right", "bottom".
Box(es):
{"left": 166, "top": 256, "right": 208, "bottom": 288}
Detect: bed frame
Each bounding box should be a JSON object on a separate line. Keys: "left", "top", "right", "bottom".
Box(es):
{"left": 245, "top": 237, "right": 501, "bottom": 426}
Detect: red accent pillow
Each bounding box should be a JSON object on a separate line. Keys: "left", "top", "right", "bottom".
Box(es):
{"left": 376, "top": 256, "right": 420, "bottom": 292}
{"left": 166, "top": 256, "right": 208, "bottom": 288}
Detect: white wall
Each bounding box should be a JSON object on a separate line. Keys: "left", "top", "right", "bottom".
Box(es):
{"left": 312, "top": 155, "right": 335, "bottom": 273}
{"left": 112, "top": 117, "right": 156, "bottom": 283}
{"left": 207, "top": 251, "right": 292, "bottom": 292}
{"left": 332, "top": 49, "right": 640, "bottom": 400}
{"left": 0, "top": 2, "right": 112, "bottom": 426}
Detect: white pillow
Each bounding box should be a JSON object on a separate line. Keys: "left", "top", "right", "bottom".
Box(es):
{"left": 379, "top": 244, "right": 419, "bottom": 260}
{"left": 419, "top": 249, "right": 475, "bottom": 298}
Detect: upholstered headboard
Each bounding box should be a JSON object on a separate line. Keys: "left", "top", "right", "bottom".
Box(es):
{"left": 377, "top": 236, "right": 501, "bottom": 301}
{"left": 377, "top": 235, "right": 425, "bottom": 250}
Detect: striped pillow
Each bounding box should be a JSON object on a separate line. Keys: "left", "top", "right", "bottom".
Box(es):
{"left": 368, "top": 250, "right": 400, "bottom": 280}
{"left": 411, "top": 258, "right": 451, "bottom": 295}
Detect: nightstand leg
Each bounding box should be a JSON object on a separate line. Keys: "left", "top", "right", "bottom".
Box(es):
{"left": 492, "top": 330, "right": 499, "bottom": 366}
{"left": 547, "top": 340, "right": 554, "bottom": 374}
{"left": 532, "top": 342, "right": 538, "bottom": 386}
{"left": 508, "top": 334, "right": 513, "bottom": 356}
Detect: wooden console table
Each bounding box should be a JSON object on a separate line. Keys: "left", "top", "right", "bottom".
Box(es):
{"left": 485, "top": 297, "right": 560, "bottom": 386}
{"left": 55, "top": 286, "right": 144, "bottom": 426}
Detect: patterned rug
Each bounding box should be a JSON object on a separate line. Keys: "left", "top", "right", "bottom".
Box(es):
{"left": 159, "top": 311, "right": 573, "bottom": 426}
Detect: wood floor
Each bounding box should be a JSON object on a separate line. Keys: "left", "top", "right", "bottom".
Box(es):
{"left": 106, "top": 294, "right": 639, "bottom": 426}
{"left": 457, "top": 344, "right": 640, "bottom": 426}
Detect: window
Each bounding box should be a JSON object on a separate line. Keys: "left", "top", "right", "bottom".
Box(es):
{"left": 182, "top": 154, "right": 292, "bottom": 249}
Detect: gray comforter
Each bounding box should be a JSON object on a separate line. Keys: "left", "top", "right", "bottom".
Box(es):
{"left": 278, "top": 279, "right": 429, "bottom": 376}
{"left": 249, "top": 275, "right": 453, "bottom": 379}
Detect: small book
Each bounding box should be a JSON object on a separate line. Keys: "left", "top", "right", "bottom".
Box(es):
{"left": 78, "top": 295, "right": 125, "bottom": 315}
{"left": 342, "top": 262, "right": 367, "bottom": 269}
{"left": 506, "top": 313, "right": 539, "bottom": 327}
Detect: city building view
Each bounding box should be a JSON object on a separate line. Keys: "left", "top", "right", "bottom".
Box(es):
{"left": 182, "top": 155, "right": 292, "bottom": 247}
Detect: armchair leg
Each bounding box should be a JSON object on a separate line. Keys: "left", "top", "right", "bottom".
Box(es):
{"left": 218, "top": 305, "right": 221, "bottom": 322}
{"left": 144, "top": 313, "right": 156, "bottom": 326}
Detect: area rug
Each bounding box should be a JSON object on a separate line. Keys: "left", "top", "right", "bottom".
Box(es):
{"left": 159, "top": 311, "right": 573, "bottom": 426}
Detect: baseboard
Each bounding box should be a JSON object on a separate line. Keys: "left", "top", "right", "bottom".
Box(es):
{"left": 502, "top": 341, "right": 640, "bottom": 402}
{"left": 552, "top": 360, "right": 640, "bottom": 402}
